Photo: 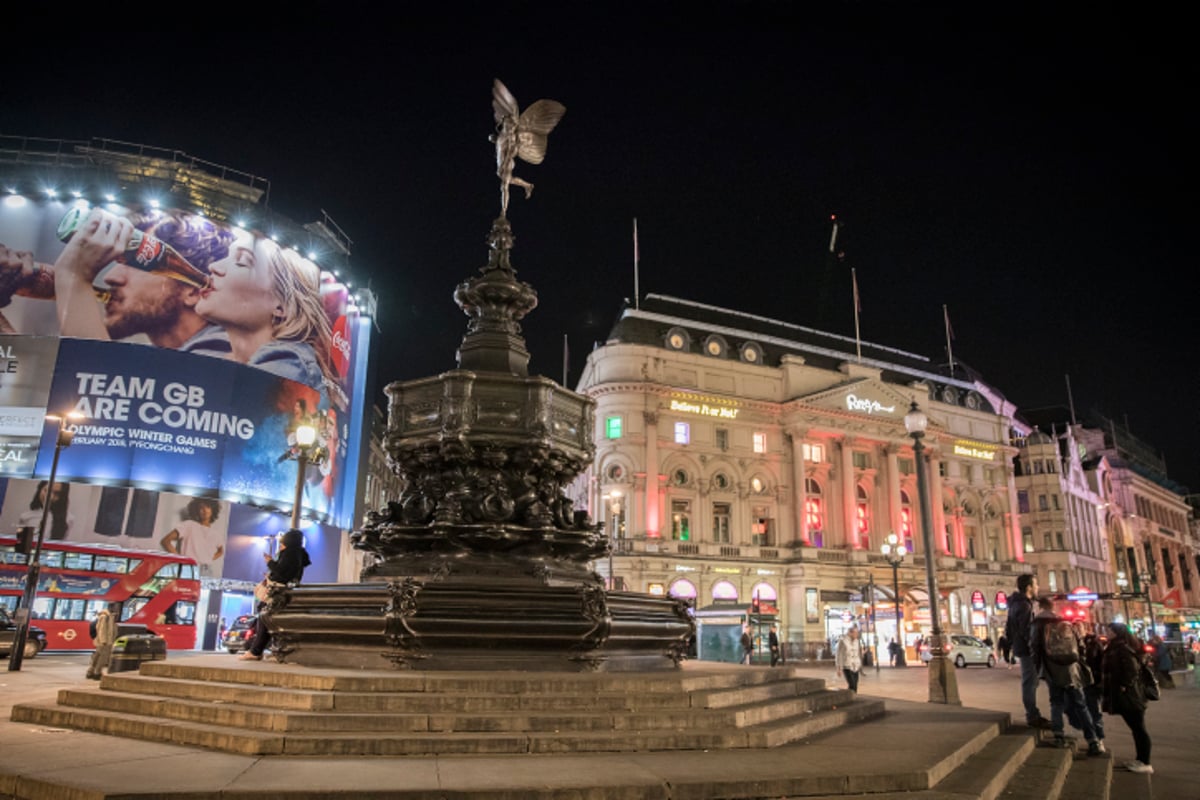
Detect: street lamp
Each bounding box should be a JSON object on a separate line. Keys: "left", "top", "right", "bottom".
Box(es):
{"left": 881, "top": 531, "right": 907, "bottom": 667}
{"left": 287, "top": 420, "right": 321, "bottom": 531}
{"left": 9, "top": 412, "right": 79, "bottom": 672}
{"left": 606, "top": 490, "right": 622, "bottom": 590}
{"left": 904, "top": 401, "right": 960, "bottom": 705}
{"left": 1139, "top": 569, "right": 1157, "bottom": 636}
{"left": 1115, "top": 571, "right": 1131, "bottom": 621}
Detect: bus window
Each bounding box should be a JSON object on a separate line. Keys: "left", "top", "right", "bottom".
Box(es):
{"left": 52, "top": 598, "right": 87, "bottom": 620}
{"left": 122, "top": 598, "right": 150, "bottom": 621}
{"left": 181, "top": 563, "right": 198, "bottom": 580}
{"left": 85, "top": 599, "right": 108, "bottom": 620}
{"left": 93, "top": 555, "right": 130, "bottom": 574}
{"left": 154, "top": 564, "right": 180, "bottom": 579}
{"left": 31, "top": 597, "right": 54, "bottom": 619}
{"left": 63, "top": 551, "right": 94, "bottom": 571}
{"left": 163, "top": 601, "right": 196, "bottom": 625}
{"left": 0, "top": 595, "right": 16, "bottom": 612}
{"left": 0, "top": 550, "right": 28, "bottom": 565}
{"left": 42, "top": 551, "right": 64, "bottom": 569}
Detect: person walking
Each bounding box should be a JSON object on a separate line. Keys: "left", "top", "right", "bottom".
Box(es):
{"left": 239, "top": 529, "right": 312, "bottom": 661}
{"left": 998, "top": 633, "right": 1012, "bottom": 668}
{"left": 740, "top": 624, "right": 753, "bottom": 665}
{"left": 1004, "top": 574, "right": 1052, "bottom": 729}
{"left": 835, "top": 626, "right": 864, "bottom": 693}
{"left": 1029, "top": 597, "right": 1105, "bottom": 755}
{"left": 85, "top": 603, "right": 118, "bottom": 680}
{"left": 768, "top": 625, "right": 781, "bottom": 667}
{"left": 1102, "top": 622, "right": 1154, "bottom": 774}
{"left": 1149, "top": 635, "right": 1174, "bottom": 688}
{"left": 887, "top": 638, "right": 900, "bottom": 667}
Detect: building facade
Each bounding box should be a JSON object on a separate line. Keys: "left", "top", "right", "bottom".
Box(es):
{"left": 576, "top": 295, "right": 1031, "bottom": 660}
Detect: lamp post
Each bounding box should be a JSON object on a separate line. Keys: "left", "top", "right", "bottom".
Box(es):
{"left": 9, "top": 413, "right": 78, "bottom": 672}
{"left": 904, "top": 401, "right": 960, "bottom": 704}
{"left": 606, "top": 490, "right": 622, "bottom": 590}
{"left": 881, "top": 531, "right": 907, "bottom": 667}
{"left": 288, "top": 421, "right": 319, "bottom": 531}
{"left": 1115, "top": 571, "right": 1131, "bottom": 622}
{"left": 1139, "top": 569, "right": 1157, "bottom": 636}
{"left": 867, "top": 572, "right": 880, "bottom": 673}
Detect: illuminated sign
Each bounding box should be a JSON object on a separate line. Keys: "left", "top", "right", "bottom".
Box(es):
{"left": 845, "top": 394, "right": 895, "bottom": 415}
{"left": 971, "top": 590, "right": 986, "bottom": 610}
{"left": 647, "top": 583, "right": 665, "bottom": 596}
{"left": 995, "top": 591, "right": 1008, "bottom": 610}
{"left": 713, "top": 567, "right": 742, "bottom": 575}
{"left": 970, "top": 610, "right": 987, "bottom": 626}
{"left": 674, "top": 565, "right": 696, "bottom": 572}
{"left": 1068, "top": 586, "right": 1097, "bottom": 607}
{"left": 953, "top": 440, "right": 998, "bottom": 461}
{"left": 669, "top": 399, "right": 738, "bottom": 419}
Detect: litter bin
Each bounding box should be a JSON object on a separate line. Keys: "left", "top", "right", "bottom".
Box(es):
{"left": 109, "top": 633, "right": 167, "bottom": 673}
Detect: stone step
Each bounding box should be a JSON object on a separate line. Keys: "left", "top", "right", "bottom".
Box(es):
{"left": 994, "top": 745, "right": 1074, "bottom": 800}
{"left": 52, "top": 685, "right": 856, "bottom": 734}
{"left": 139, "top": 660, "right": 815, "bottom": 695}
{"left": 931, "top": 731, "right": 1036, "bottom": 800}
{"left": 11, "top": 696, "right": 887, "bottom": 757}
{"left": 1057, "top": 752, "right": 1112, "bottom": 800}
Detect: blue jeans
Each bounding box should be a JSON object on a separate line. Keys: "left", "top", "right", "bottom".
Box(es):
{"left": 1049, "top": 683, "right": 1097, "bottom": 742}
{"left": 1019, "top": 655, "right": 1044, "bottom": 723}
{"left": 1083, "top": 685, "right": 1105, "bottom": 741}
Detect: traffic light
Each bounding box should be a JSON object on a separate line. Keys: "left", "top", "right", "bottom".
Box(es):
{"left": 15, "top": 526, "right": 33, "bottom": 556}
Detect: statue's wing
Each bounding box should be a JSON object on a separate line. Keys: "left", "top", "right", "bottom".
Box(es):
{"left": 515, "top": 100, "right": 566, "bottom": 164}
{"left": 493, "top": 79, "right": 520, "bottom": 125}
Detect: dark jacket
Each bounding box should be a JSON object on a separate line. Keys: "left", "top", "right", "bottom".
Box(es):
{"left": 1004, "top": 591, "right": 1035, "bottom": 657}
{"left": 1102, "top": 632, "right": 1147, "bottom": 714}
{"left": 267, "top": 531, "right": 312, "bottom": 585}
{"left": 1029, "top": 610, "right": 1086, "bottom": 688}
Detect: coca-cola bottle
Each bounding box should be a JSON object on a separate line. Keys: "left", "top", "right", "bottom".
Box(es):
{"left": 56, "top": 207, "right": 208, "bottom": 289}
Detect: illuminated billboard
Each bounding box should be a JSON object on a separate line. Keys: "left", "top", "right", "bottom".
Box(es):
{"left": 0, "top": 198, "right": 371, "bottom": 529}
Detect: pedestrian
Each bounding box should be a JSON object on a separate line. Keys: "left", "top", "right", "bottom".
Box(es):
{"left": 1080, "top": 628, "right": 1107, "bottom": 750}
{"left": 1149, "top": 635, "right": 1174, "bottom": 688}
{"left": 1102, "top": 622, "right": 1154, "bottom": 774}
{"left": 768, "top": 624, "right": 781, "bottom": 667}
{"left": 86, "top": 603, "right": 118, "bottom": 680}
{"left": 1029, "top": 597, "right": 1105, "bottom": 755}
{"left": 740, "top": 624, "right": 753, "bottom": 665}
{"left": 998, "top": 633, "right": 1012, "bottom": 668}
{"left": 239, "top": 529, "right": 312, "bottom": 661}
{"left": 835, "top": 626, "right": 863, "bottom": 693}
{"left": 887, "top": 637, "right": 900, "bottom": 667}
{"left": 1004, "top": 574, "right": 1052, "bottom": 729}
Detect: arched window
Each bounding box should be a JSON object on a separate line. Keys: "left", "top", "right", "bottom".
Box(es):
{"left": 899, "top": 490, "right": 915, "bottom": 552}
{"left": 805, "top": 478, "right": 824, "bottom": 547}
{"left": 750, "top": 582, "right": 777, "bottom": 610}
{"left": 856, "top": 485, "right": 871, "bottom": 550}
{"left": 669, "top": 579, "right": 697, "bottom": 599}
{"left": 711, "top": 580, "right": 739, "bottom": 602}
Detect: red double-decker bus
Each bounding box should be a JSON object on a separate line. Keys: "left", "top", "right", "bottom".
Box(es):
{"left": 0, "top": 536, "right": 199, "bottom": 651}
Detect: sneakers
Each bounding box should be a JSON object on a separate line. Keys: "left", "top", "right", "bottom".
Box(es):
{"left": 1047, "top": 735, "right": 1074, "bottom": 749}
{"left": 237, "top": 652, "right": 262, "bottom": 661}
{"left": 1087, "top": 740, "right": 1109, "bottom": 757}
{"left": 1124, "top": 760, "right": 1154, "bottom": 774}
{"left": 1029, "top": 716, "right": 1054, "bottom": 730}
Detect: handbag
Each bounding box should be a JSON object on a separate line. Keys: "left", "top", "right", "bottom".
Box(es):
{"left": 1139, "top": 661, "right": 1161, "bottom": 701}
{"left": 254, "top": 579, "right": 271, "bottom": 603}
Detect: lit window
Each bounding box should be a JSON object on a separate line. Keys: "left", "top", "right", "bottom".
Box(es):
{"left": 605, "top": 416, "right": 622, "bottom": 439}
{"left": 805, "top": 478, "right": 824, "bottom": 544}
{"left": 899, "top": 490, "right": 914, "bottom": 552}
{"left": 674, "top": 422, "right": 690, "bottom": 444}
{"left": 672, "top": 500, "right": 691, "bottom": 541}
{"left": 856, "top": 485, "right": 871, "bottom": 549}
{"left": 713, "top": 502, "right": 731, "bottom": 543}
{"left": 750, "top": 476, "right": 765, "bottom": 493}
{"left": 802, "top": 443, "right": 825, "bottom": 463}
{"left": 716, "top": 428, "right": 728, "bottom": 451}
{"left": 711, "top": 580, "right": 738, "bottom": 601}
{"left": 753, "top": 432, "right": 767, "bottom": 454}
{"left": 751, "top": 506, "right": 773, "bottom": 546}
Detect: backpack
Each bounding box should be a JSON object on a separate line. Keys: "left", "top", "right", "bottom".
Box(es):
{"left": 1043, "top": 619, "right": 1080, "bottom": 665}
{"left": 89, "top": 617, "right": 98, "bottom": 640}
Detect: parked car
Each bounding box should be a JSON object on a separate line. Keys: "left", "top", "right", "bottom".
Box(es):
{"left": 0, "top": 607, "right": 48, "bottom": 658}
{"left": 222, "top": 615, "right": 257, "bottom": 654}
{"left": 920, "top": 634, "right": 996, "bottom": 668}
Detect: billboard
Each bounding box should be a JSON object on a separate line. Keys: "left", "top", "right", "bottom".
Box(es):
{"left": 0, "top": 198, "right": 371, "bottom": 529}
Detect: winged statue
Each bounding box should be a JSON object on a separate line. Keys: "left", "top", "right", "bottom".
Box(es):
{"left": 490, "top": 79, "right": 566, "bottom": 216}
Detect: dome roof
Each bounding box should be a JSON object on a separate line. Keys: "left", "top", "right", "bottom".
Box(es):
{"left": 1026, "top": 428, "right": 1053, "bottom": 445}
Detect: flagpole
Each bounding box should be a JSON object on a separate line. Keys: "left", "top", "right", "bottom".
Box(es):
{"left": 633, "top": 217, "right": 640, "bottom": 310}
{"left": 562, "top": 334, "right": 569, "bottom": 387}
{"left": 943, "top": 304, "right": 955, "bottom": 375}
{"left": 852, "top": 268, "right": 862, "bottom": 363}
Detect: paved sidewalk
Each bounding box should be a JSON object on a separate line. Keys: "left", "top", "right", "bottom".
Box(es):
{"left": 797, "top": 657, "right": 1199, "bottom": 799}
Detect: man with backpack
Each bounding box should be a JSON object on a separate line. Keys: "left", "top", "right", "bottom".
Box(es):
{"left": 85, "top": 604, "right": 117, "bottom": 680}
{"left": 1029, "top": 597, "right": 1106, "bottom": 755}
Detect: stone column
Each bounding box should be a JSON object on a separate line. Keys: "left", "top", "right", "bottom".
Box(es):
{"left": 789, "top": 429, "right": 808, "bottom": 544}
{"left": 644, "top": 410, "right": 659, "bottom": 537}
{"left": 929, "top": 450, "right": 948, "bottom": 554}
{"left": 886, "top": 444, "right": 901, "bottom": 537}
{"left": 842, "top": 437, "right": 857, "bottom": 549}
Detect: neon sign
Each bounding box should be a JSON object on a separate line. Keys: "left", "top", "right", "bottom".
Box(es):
{"left": 670, "top": 399, "right": 739, "bottom": 419}
{"left": 845, "top": 394, "right": 895, "bottom": 415}
{"left": 953, "top": 440, "right": 998, "bottom": 461}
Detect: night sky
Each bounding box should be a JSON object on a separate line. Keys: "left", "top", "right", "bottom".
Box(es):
{"left": 4, "top": 17, "right": 1196, "bottom": 490}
